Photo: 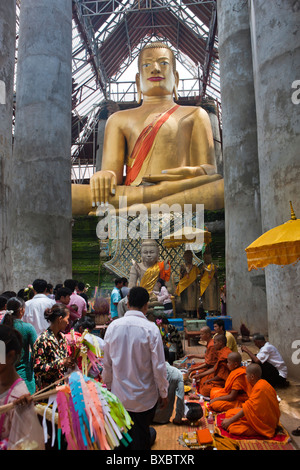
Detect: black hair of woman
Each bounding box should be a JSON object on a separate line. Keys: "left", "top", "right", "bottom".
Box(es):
{"left": 2, "top": 297, "right": 25, "bottom": 329}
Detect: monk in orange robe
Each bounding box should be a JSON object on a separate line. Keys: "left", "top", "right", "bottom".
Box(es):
{"left": 209, "top": 352, "right": 252, "bottom": 412}
{"left": 196, "top": 334, "right": 232, "bottom": 398}
{"left": 187, "top": 326, "right": 218, "bottom": 378}
{"left": 221, "top": 363, "right": 281, "bottom": 439}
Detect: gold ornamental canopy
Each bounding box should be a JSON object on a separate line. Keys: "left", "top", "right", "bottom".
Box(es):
{"left": 163, "top": 226, "right": 212, "bottom": 249}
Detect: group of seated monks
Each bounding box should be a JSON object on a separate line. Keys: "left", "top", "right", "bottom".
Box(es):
{"left": 185, "top": 326, "right": 281, "bottom": 440}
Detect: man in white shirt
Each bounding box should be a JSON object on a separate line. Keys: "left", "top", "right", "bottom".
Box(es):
{"left": 241, "top": 334, "right": 288, "bottom": 387}
{"left": 102, "top": 286, "right": 169, "bottom": 450}
{"left": 23, "top": 279, "right": 56, "bottom": 335}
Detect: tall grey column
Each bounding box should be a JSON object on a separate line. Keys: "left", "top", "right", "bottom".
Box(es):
{"left": 249, "top": 0, "right": 300, "bottom": 379}
{"left": 11, "top": 0, "right": 73, "bottom": 290}
{"left": 217, "top": 0, "right": 268, "bottom": 334}
{"left": 0, "top": 1, "right": 15, "bottom": 292}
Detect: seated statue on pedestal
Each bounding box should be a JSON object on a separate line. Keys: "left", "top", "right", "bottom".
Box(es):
{"left": 72, "top": 41, "right": 224, "bottom": 215}
{"left": 128, "top": 239, "right": 171, "bottom": 319}
{"left": 129, "top": 239, "right": 170, "bottom": 293}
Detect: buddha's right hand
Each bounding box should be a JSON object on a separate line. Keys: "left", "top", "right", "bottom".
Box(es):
{"left": 90, "top": 170, "right": 117, "bottom": 206}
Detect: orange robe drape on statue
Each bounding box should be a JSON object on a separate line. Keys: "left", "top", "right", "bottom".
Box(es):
{"left": 224, "top": 379, "right": 280, "bottom": 438}
{"left": 209, "top": 366, "right": 252, "bottom": 412}
{"left": 125, "top": 105, "right": 180, "bottom": 186}
{"left": 139, "top": 261, "right": 171, "bottom": 293}
{"left": 198, "top": 346, "right": 232, "bottom": 397}
{"left": 190, "top": 338, "right": 218, "bottom": 373}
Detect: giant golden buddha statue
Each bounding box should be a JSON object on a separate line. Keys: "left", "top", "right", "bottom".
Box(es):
{"left": 72, "top": 41, "right": 224, "bottom": 215}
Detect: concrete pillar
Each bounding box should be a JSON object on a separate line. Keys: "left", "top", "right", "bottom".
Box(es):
{"left": 217, "top": 0, "right": 268, "bottom": 334}
{"left": 0, "top": 1, "right": 15, "bottom": 292}
{"left": 249, "top": 0, "right": 300, "bottom": 379}
{"left": 11, "top": 0, "right": 73, "bottom": 290}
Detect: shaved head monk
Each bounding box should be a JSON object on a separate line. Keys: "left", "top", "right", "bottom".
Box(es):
{"left": 209, "top": 352, "right": 252, "bottom": 412}
{"left": 221, "top": 363, "right": 281, "bottom": 439}
{"left": 196, "top": 334, "right": 232, "bottom": 398}
{"left": 187, "top": 326, "right": 218, "bottom": 378}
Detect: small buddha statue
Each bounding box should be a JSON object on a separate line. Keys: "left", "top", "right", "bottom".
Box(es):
{"left": 128, "top": 239, "right": 171, "bottom": 319}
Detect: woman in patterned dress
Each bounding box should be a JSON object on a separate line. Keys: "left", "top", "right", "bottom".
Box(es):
{"left": 32, "top": 304, "right": 75, "bottom": 390}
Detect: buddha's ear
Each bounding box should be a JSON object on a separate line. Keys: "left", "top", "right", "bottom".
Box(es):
{"left": 173, "top": 70, "right": 179, "bottom": 101}
{"left": 174, "top": 70, "right": 179, "bottom": 88}
{"left": 173, "top": 71, "right": 179, "bottom": 101}
{"left": 136, "top": 73, "right": 142, "bottom": 104}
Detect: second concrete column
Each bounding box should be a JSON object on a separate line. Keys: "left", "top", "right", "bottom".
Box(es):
{"left": 11, "top": 0, "right": 73, "bottom": 289}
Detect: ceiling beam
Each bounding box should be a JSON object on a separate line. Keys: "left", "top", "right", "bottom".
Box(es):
{"left": 200, "top": 1, "right": 217, "bottom": 96}
{"left": 79, "top": 0, "right": 216, "bottom": 17}
{"left": 73, "top": 0, "right": 108, "bottom": 96}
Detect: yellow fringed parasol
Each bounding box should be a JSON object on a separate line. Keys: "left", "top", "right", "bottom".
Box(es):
{"left": 245, "top": 202, "right": 300, "bottom": 271}
{"left": 163, "top": 226, "right": 211, "bottom": 248}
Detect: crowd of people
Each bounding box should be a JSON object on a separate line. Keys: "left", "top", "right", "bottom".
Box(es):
{"left": 0, "top": 277, "right": 294, "bottom": 450}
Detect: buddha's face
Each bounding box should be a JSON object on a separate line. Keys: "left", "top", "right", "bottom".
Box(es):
{"left": 141, "top": 242, "right": 159, "bottom": 266}
{"left": 137, "top": 47, "right": 179, "bottom": 97}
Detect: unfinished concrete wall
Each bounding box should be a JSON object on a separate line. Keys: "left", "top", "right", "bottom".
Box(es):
{"left": 217, "top": 0, "right": 268, "bottom": 334}
{"left": 0, "top": 1, "right": 15, "bottom": 292}
{"left": 249, "top": 0, "right": 300, "bottom": 379}
{"left": 11, "top": 0, "right": 73, "bottom": 290}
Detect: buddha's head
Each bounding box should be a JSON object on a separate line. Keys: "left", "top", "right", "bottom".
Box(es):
{"left": 136, "top": 42, "right": 179, "bottom": 103}
{"left": 140, "top": 239, "right": 159, "bottom": 267}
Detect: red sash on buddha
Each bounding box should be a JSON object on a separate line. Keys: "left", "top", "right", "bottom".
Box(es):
{"left": 125, "top": 104, "right": 180, "bottom": 186}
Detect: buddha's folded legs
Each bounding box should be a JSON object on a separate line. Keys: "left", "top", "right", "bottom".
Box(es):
{"left": 72, "top": 175, "right": 224, "bottom": 216}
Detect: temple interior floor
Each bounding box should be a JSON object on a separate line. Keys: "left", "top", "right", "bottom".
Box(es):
{"left": 151, "top": 335, "right": 300, "bottom": 451}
